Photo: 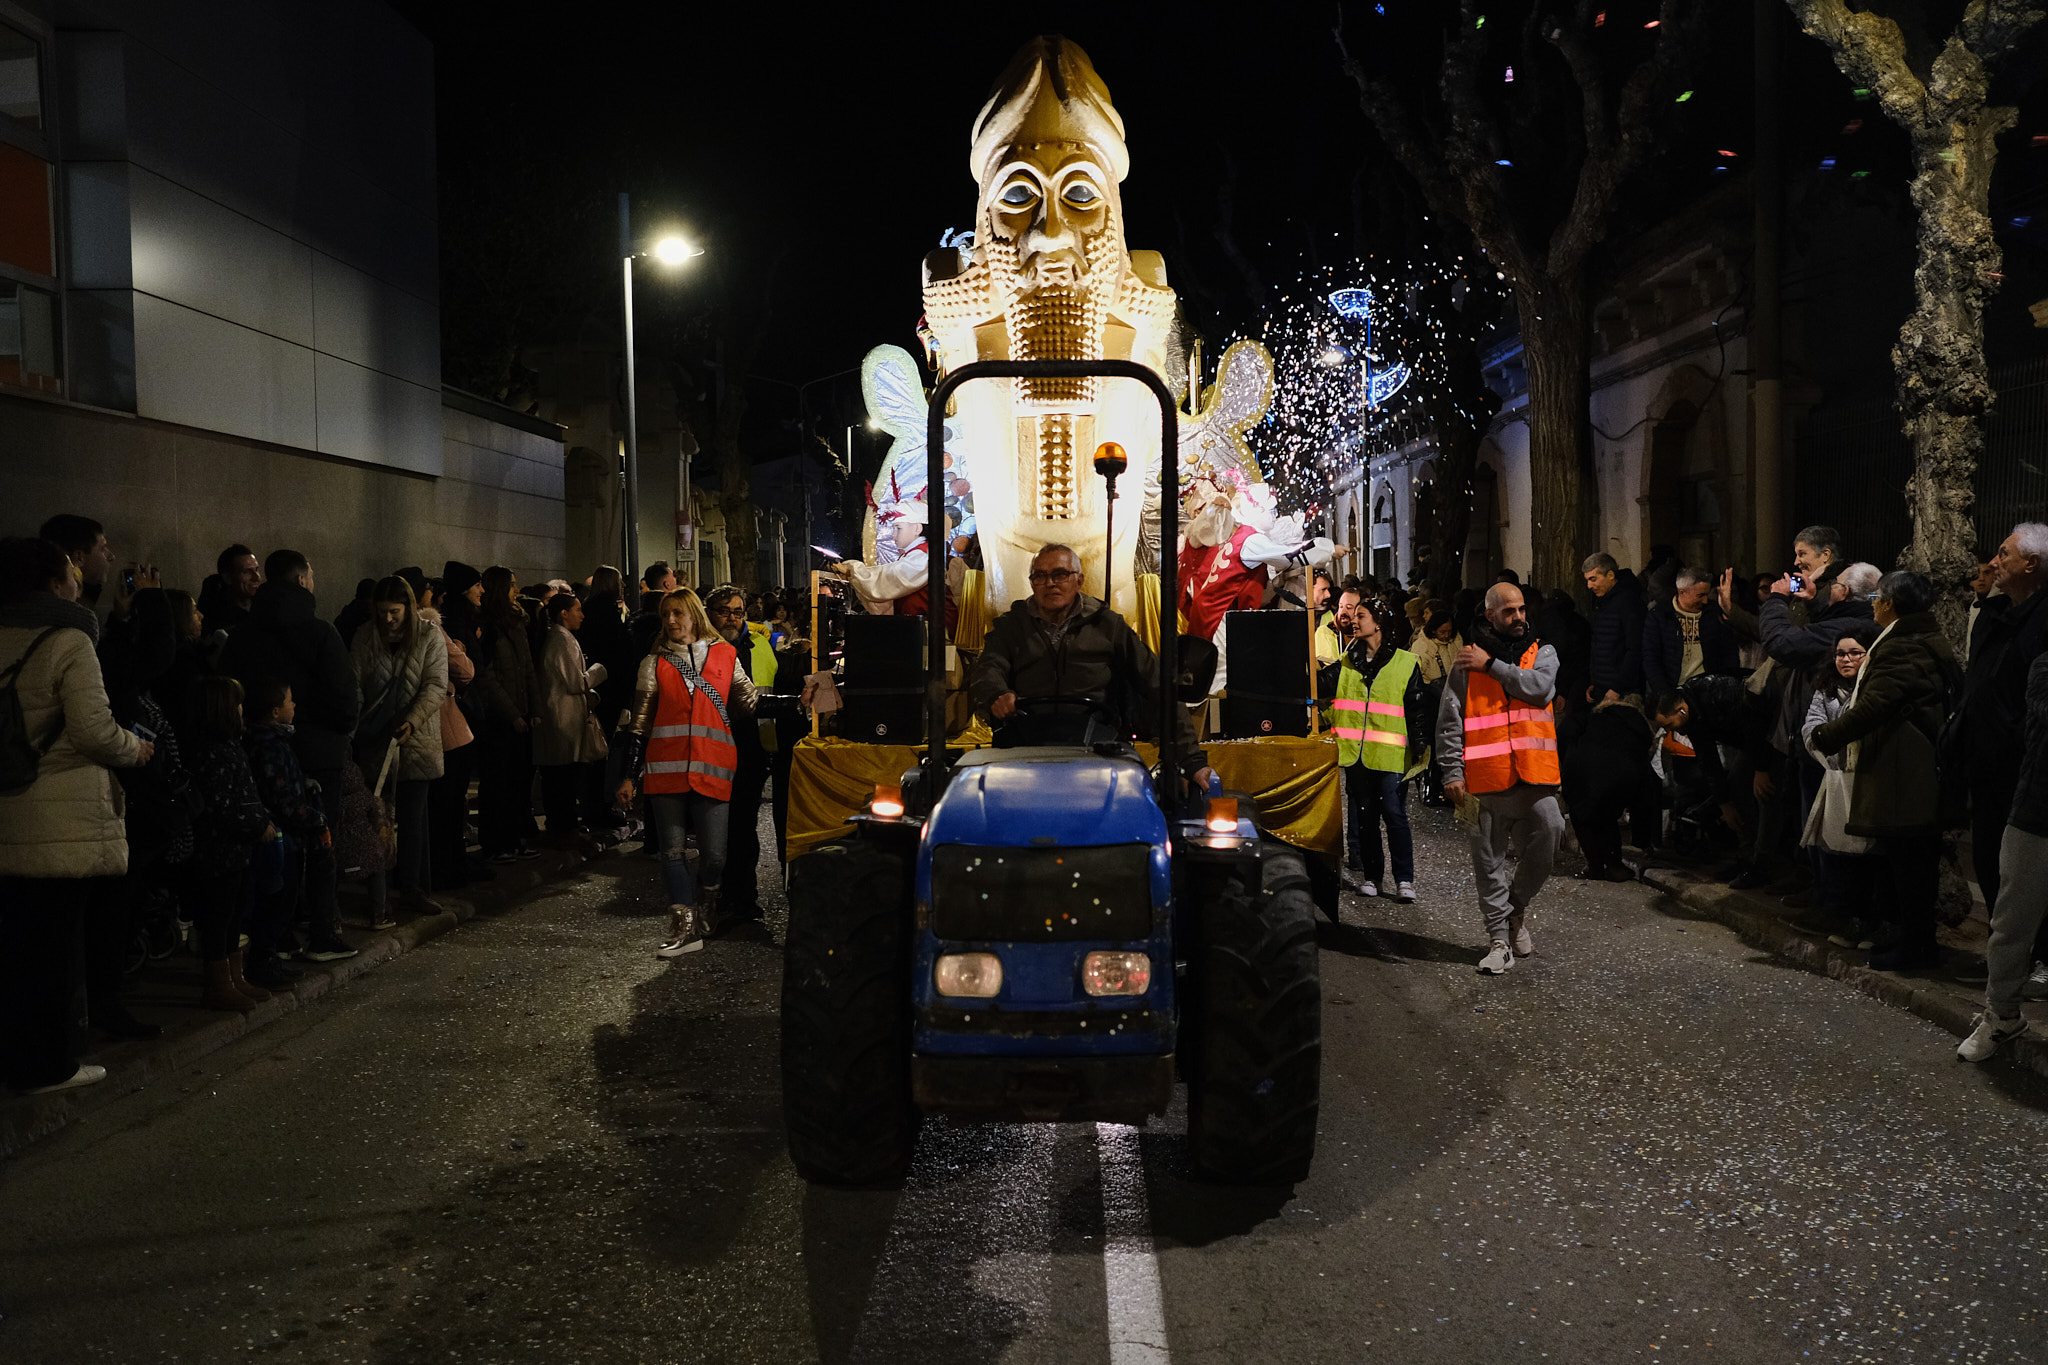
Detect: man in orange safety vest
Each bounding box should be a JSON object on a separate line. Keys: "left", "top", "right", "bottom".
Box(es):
{"left": 1437, "top": 582, "right": 1564, "bottom": 976}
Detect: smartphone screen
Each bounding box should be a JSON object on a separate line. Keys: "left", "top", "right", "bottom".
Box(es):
{"left": 131, "top": 723, "right": 156, "bottom": 743}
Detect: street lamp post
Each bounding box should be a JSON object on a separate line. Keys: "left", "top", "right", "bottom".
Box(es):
{"left": 617, "top": 192, "right": 702, "bottom": 581}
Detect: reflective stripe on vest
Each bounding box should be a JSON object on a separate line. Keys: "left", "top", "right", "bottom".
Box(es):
{"left": 1461, "top": 643, "right": 1560, "bottom": 792}
{"left": 644, "top": 644, "right": 738, "bottom": 800}
{"left": 1335, "top": 648, "right": 1419, "bottom": 773}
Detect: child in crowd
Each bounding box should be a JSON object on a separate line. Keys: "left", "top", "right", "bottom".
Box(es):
{"left": 183, "top": 676, "right": 276, "bottom": 1012}
{"left": 243, "top": 677, "right": 356, "bottom": 969}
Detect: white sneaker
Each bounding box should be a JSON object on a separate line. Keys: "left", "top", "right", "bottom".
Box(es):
{"left": 1478, "top": 940, "right": 1515, "bottom": 974}
{"left": 1394, "top": 882, "right": 1416, "bottom": 903}
{"left": 1508, "top": 909, "right": 1535, "bottom": 957}
{"left": 22, "top": 1063, "right": 107, "bottom": 1095}
{"left": 2023, "top": 963, "right": 2048, "bottom": 1001}
{"left": 1957, "top": 1012, "right": 2028, "bottom": 1063}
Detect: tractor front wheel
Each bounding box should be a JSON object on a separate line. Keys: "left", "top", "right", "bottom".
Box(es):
{"left": 780, "top": 836, "right": 920, "bottom": 1185}
{"left": 1185, "top": 847, "right": 1322, "bottom": 1184}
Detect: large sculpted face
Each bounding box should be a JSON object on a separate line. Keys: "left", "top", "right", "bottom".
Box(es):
{"left": 923, "top": 37, "right": 1175, "bottom": 617}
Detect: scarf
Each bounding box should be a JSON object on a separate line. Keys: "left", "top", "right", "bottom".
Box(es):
{"left": 0, "top": 591, "right": 102, "bottom": 646}
{"left": 1471, "top": 618, "right": 1538, "bottom": 665}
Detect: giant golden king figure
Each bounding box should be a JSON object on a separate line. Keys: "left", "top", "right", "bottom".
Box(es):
{"left": 921, "top": 36, "right": 1177, "bottom": 619}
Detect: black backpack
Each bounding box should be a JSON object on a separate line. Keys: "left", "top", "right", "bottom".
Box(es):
{"left": 0, "top": 628, "right": 65, "bottom": 795}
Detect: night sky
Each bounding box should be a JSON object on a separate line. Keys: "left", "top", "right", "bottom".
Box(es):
{"left": 396, "top": 1, "right": 2047, "bottom": 494}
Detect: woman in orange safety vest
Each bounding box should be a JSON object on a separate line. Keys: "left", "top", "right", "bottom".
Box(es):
{"left": 616, "top": 588, "right": 757, "bottom": 959}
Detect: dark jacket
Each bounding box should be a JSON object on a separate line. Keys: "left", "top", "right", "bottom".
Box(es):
{"left": 1758, "top": 590, "right": 1874, "bottom": 764}
{"left": 187, "top": 737, "right": 270, "bottom": 874}
{"left": 2007, "top": 652, "right": 2048, "bottom": 837}
{"left": 968, "top": 594, "right": 1200, "bottom": 752}
{"left": 1958, "top": 589, "right": 2048, "bottom": 793}
{"left": 574, "top": 597, "right": 636, "bottom": 724}
{"left": 1671, "top": 672, "right": 1764, "bottom": 800}
{"left": 470, "top": 613, "right": 539, "bottom": 729}
{"left": 1562, "top": 699, "right": 1660, "bottom": 823}
{"left": 97, "top": 588, "right": 180, "bottom": 727}
{"left": 1811, "top": 612, "right": 1959, "bottom": 838}
{"left": 1535, "top": 596, "right": 1593, "bottom": 712}
{"left": 1643, "top": 596, "right": 1740, "bottom": 692}
{"left": 216, "top": 582, "right": 361, "bottom": 772}
{"left": 243, "top": 722, "right": 327, "bottom": 837}
{"left": 1587, "top": 570, "right": 1647, "bottom": 698}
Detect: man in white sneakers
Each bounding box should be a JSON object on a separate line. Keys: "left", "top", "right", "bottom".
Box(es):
{"left": 1960, "top": 651, "right": 2048, "bottom": 1062}
{"left": 1437, "top": 583, "right": 1564, "bottom": 974}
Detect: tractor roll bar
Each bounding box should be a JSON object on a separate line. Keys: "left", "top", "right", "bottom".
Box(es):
{"left": 924, "top": 359, "right": 1182, "bottom": 810}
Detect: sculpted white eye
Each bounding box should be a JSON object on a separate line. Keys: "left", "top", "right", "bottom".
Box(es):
{"left": 999, "top": 183, "right": 1037, "bottom": 207}
{"left": 1063, "top": 182, "right": 1100, "bottom": 206}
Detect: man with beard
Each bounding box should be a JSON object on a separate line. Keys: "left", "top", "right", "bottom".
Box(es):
{"left": 1437, "top": 583, "right": 1564, "bottom": 974}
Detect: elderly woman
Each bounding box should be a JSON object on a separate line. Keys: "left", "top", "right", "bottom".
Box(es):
{"left": 616, "top": 587, "right": 757, "bottom": 959}
{"left": 535, "top": 591, "right": 608, "bottom": 843}
{"left": 352, "top": 576, "right": 449, "bottom": 923}
{"left": 0, "top": 537, "right": 150, "bottom": 1094}
{"left": 1810, "top": 570, "right": 1958, "bottom": 973}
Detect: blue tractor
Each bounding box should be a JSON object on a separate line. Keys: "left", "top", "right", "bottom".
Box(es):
{"left": 780, "top": 360, "right": 1324, "bottom": 1185}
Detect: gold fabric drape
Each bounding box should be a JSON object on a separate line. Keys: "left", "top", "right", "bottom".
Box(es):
{"left": 1133, "top": 573, "right": 1162, "bottom": 656}
{"left": 785, "top": 733, "right": 1340, "bottom": 863}
{"left": 954, "top": 568, "right": 993, "bottom": 652}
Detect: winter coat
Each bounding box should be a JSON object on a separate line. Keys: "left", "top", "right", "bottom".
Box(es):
{"left": 438, "top": 626, "right": 475, "bottom": 752}
{"left": 244, "top": 723, "right": 327, "bottom": 836}
{"left": 186, "top": 737, "right": 270, "bottom": 874}
{"left": 216, "top": 581, "right": 361, "bottom": 772}
{"left": 534, "top": 624, "right": 607, "bottom": 765}
{"left": 1408, "top": 630, "right": 1462, "bottom": 685}
{"left": 1758, "top": 591, "right": 1875, "bottom": 767}
{"left": 350, "top": 620, "right": 449, "bottom": 782}
{"left": 574, "top": 596, "right": 636, "bottom": 725}
{"left": 1562, "top": 698, "right": 1660, "bottom": 821}
{"left": 1643, "top": 596, "right": 1741, "bottom": 693}
{"left": 470, "top": 614, "right": 539, "bottom": 730}
{"left": 1811, "top": 611, "right": 1958, "bottom": 838}
{"left": 1673, "top": 672, "right": 1764, "bottom": 801}
{"left": 1956, "top": 589, "right": 2048, "bottom": 795}
{"left": 1586, "top": 569, "right": 1647, "bottom": 698}
{"left": 2007, "top": 653, "right": 2048, "bottom": 838}
{"left": 1802, "top": 688, "right": 1850, "bottom": 771}
{"left": 0, "top": 618, "right": 145, "bottom": 879}
{"left": 966, "top": 593, "right": 1202, "bottom": 751}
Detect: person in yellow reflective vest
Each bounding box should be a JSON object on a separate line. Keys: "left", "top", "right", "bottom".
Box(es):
{"left": 1321, "top": 590, "right": 1428, "bottom": 904}
{"left": 1436, "top": 583, "right": 1564, "bottom": 975}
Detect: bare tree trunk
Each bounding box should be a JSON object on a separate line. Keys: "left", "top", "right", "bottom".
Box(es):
{"left": 1519, "top": 286, "right": 1594, "bottom": 592}
{"left": 1784, "top": 0, "right": 2043, "bottom": 641}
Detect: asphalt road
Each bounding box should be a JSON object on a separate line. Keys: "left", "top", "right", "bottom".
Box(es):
{"left": 4, "top": 802, "right": 2046, "bottom": 1364}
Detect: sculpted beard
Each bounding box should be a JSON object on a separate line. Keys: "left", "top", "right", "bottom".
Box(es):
{"left": 981, "top": 229, "right": 1122, "bottom": 409}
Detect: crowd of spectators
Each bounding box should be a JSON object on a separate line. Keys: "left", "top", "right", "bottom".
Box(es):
{"left": 0, "top": 515, "right": 813, "bottom": 1096}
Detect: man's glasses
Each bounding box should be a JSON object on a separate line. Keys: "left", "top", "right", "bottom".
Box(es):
{"left": 1029, "top": 569, "right": 1078, "bottom": 584}
{"left": 708, "top": 604, "right": 746, "bottom": 617}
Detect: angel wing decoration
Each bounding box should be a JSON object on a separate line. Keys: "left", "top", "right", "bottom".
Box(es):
{"left": 1176, "top": 338, "right": 1275, "bottom": 496}
{"left": 861, "top": 344, "right": 964, "bottom": 564}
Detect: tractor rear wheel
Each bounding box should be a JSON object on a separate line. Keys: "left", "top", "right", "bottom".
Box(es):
{"left": 780, "top": 835, "right": 921, "bottom": 1185}
{"left": 1185, "top": 847, "right": 1322, "bottom": 1184}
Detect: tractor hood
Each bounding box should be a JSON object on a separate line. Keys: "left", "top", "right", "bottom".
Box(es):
{"left": 928, "top": 752, "right": 1166, "bottom": 849}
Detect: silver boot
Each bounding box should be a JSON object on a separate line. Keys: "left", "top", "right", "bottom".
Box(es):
{"left": 656, "top": 903, "right": 703, "bottom": 958}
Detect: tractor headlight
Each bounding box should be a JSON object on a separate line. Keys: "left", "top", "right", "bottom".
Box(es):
{"left": 1082, "top": 951, "right": 1152, "bottom": 997}
{"left": 934, "top": 952, "right": 1003, "bottom": 998}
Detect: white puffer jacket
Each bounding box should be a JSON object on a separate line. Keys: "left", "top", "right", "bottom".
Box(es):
{"left": 0, "top": 624, "right": 145, "bottom": 878}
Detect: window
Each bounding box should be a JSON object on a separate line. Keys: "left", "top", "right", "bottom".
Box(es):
{"left": 0, "top": 22, "right": 38, "bottom": 131}
{"left": 0, "top": 140, "right": 52, "bottom": 276}
{"left": 0, "top": 279, "right": 59, "bottom": 395}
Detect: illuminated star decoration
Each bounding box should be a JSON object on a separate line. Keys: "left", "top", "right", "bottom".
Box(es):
{"left": 1326, "top": 287, "right": 1413, "bottom": 410}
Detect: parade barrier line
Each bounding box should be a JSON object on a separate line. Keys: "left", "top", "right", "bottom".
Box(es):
{"left": 786, "top": 733, "right": 1341, "bottom": 863}
{"left": 0, "top": 846, "right": 596, "bottom": 1162}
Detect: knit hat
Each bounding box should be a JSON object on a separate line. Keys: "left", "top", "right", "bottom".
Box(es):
{"left": 442, "top": 560, "right": 481, "bottom": 596}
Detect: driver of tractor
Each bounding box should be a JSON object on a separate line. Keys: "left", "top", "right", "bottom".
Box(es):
{"left": 970, "top": 543, "right": 1216, "bottom": 784}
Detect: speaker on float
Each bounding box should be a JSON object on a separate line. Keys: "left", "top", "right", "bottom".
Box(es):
{"left": 1219, "top": 609, "right": 1310, "bottom": 739}
{"left": 838, "top": 614, "right": 926, "bottom": 743}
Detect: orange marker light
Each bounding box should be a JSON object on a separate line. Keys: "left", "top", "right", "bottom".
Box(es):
{"left": 871, "top": 784, "right": 905, "bottom": 819}
{"left": 1206, "top": 797, "right": 1239, "bottom": 834}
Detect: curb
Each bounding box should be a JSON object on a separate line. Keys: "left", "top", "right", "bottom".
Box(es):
{"left": 0, "top": 846, "right": 601, "bottom": 1162}
{"left": 1639, "top": 864, "right": 2048, "bottom": 1083}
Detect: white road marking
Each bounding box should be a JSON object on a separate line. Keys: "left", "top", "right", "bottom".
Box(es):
{"left": 1096, "top": 1122, "right": 1171, "bottom": 1364}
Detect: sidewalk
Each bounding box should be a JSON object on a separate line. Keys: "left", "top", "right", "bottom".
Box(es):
{"left": 0, "top": 845, "right": 606, "bottom": 1161}
{"left": 1639, "top": 858, "right": 2048, "bottom": 1081}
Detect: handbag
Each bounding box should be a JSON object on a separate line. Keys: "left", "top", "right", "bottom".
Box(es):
{"left": 1801, "top": 765, "right": 1872, "bottom": 855}
{"left": 334, "top": 744, "right": 398, "bottom": 879}
{"left": 582, "top": 706, "right": 610, "bottom": 760}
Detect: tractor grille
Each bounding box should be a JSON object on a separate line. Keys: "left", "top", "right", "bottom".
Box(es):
{"left": 930, "top": 844, "right": 1153, "bottom": 942}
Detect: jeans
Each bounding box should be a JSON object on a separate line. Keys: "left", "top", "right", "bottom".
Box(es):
{"left": 1343, "top": 764, "right": 1414, "bottom": 885}
{"left": 246, "top": 836, "right": 305, "bottom": 964}
{"left": 1467, "top": 784, "right": 1564, "bottom": 940}
{"left": 1875, "top": 831, "right": 1943, "bottom": 950}
{"left": 647, "top": 792, "right": 729, "bottom": 906}
{"left": 1986, "top": 826, "right": 2048, "bottom": 1018}
{"left": 303, "top": 766, "right": 344, "bottom": 938}
{"left": 0, "top": 876, "right": 88, "bottom": 1089}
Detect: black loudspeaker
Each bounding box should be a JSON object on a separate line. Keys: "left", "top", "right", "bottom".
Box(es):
{"left": 1220, "top": 609, "right": 1310, "bottom": 739}
{"left": 839, "top": 614, "right": 926, "bottom": 743}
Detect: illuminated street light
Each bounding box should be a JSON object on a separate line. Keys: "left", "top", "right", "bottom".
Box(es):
{"left": 618, "top": 197, "right": 704, "bottom": 578}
